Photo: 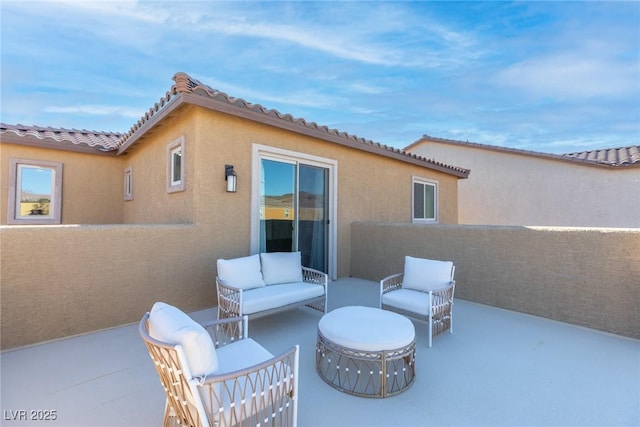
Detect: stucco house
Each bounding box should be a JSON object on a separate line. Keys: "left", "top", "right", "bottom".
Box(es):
{"left": 0, "top": 72, "right": 469, "bottom": 349}
{"left": 406, "top": 135, "right": 640, "bottom": 228}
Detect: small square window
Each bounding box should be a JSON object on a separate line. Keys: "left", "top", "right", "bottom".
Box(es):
{"left": 167, "top": 137, "right": 185, "bottom": 193}
{"left": 8, "top": 158, "right": 63, "bottom": 224}
{"left": 413, "top": 178, "right": 437, "bottom": 222}
{"left": 124, "top": 166, "right": 133, "bottom": 201}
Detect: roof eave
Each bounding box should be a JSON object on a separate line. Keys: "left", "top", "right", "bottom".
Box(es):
{"left": 0, "top": 133, "right": 118, "bottom": 156}
{"left": 116, "top": 94, "right": 186, "bottom": 155}
{"left": 179, "top": 92, "right": 469, "bottom": 179}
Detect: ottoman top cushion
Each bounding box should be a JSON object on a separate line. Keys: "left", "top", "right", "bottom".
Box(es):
{"left": 318, "top": 306, "right": 415, "bottom": 351}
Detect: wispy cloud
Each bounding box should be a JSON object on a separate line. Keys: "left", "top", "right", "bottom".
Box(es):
{"left": 1, "top": 1, "right": 638, "bottom": 153}
{"left": 45, "top": 105, "right": 142, "bottom": 119}
{"left": 497, "top": 53, "right": 639, "bottom": 99}
{"left": 57, "top": 0, "right": 170, "bottom": 23}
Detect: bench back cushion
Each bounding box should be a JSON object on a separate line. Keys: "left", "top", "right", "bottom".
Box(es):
{"left": 403, "top": 256, "right": 454, "bottom": 292}
{"left": 217, "top": 254, "right": 265, "bottom": 290}
{"left": 148, "top": 302, "right": 218, "bottom": 377}
{"left": 260, "top": 251, "right": 304, "bottom": 285}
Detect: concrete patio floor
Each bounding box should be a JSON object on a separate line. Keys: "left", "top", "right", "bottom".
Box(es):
{"left": 1, "top": 277, "right": 639, "bottom": 427}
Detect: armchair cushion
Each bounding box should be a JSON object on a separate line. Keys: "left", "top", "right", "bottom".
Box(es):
{"left": 403, "top": 256, "right": 453, "bottom": 292}
{"left": 148, "top": 302, "right": 218, "bottom": 377}
{"left": 382, "top": 288, "right": 431, "bottom": 316}
{"left": 216, "top": 338, "right": 275, "bottom": 374}
{"left": 217, "top": 254, "right": 265, "bottom": 290}
{"left": 208, "top": 338, "right": 294, "bottom": 426}
{"left": 260, "top": 251, "right": 303, "bottom": 285}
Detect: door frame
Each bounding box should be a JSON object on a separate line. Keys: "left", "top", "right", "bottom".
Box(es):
{"left": 251, "top": 143, "right": 338, "bottom": 280}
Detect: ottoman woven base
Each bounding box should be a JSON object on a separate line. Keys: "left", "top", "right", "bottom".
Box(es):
{"left": 315, "top": 306, "right": 416, "bottom": 398}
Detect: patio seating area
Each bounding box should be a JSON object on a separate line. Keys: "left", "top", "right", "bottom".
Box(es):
{"left": 1, "top": 277, "right": 639, "bottom": 426}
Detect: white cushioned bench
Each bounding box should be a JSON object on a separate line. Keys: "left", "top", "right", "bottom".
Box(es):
{"left": 215, "top": 251, "right": 328, "bottom": 320}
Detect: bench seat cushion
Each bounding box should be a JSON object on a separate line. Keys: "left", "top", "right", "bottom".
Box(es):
{"left": 242, "top": 283, "right": 324, "bottom": 315}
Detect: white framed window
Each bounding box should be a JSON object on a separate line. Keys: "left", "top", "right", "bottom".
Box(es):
{"left": 167, "top": 136, "right": 185, "bottom": 193}
{"left": 124, "top": 166, "right": 133, "bottom": 201}
{"left": 412, "top": 177, "right": 438, "bottom": 222}
{"left": 7, "top": 158, "right": 63, "bottom": 225}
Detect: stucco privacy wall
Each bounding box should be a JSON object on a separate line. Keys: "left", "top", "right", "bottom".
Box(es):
{"left": 0, "top": 224, "right": 214, "bottom": 350}
{"left": 351, "top": 223, "right": 640, "bottom": 339}
{"left": 1, "top": 143, "right": 123, "bottom": 224}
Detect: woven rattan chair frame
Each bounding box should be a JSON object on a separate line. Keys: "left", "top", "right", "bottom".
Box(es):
{"left": 316, "top": 330, "right": 415, "bottom": 398}
{"left": 216, "top": 266, "right": 327, "bottom": 320}
{"left": 380, "top": 270, "right": 456, "bottom": 348}
{"left": 139, "top": 313, "right": 299, "bottom": 427}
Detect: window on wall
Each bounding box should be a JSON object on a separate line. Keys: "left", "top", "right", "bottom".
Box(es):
{"left": 8, "top": 158, "right": 63, "bottom": 224}
{"left": 167, "top": 137, "right": 185, "bottom": 193}
{"left": 413, "top": 178, "right": 437, "bottom": 222}
{"left": 124, "top": 166, "right": 133, "bottom": 200}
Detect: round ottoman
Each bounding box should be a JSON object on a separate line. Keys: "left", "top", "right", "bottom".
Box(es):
{"left": 316, "top": 306, "right": 416, "bottom": 398}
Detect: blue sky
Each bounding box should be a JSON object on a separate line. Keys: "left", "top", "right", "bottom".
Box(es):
{"left": 1, "top": 1, "right": 638, "bottom": 154}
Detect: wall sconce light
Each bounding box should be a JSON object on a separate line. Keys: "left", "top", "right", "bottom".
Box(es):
{"left": 225, "top": 164, "right": 237, "bottom": 193}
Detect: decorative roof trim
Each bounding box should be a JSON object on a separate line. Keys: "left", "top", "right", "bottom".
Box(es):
{"left": 121, "top": 72, "right": 467, "bottom": 178}
{"left": 0, "top": 124, "right": 120, "bottom": 155}
{"left": 562, "top": 146, "right": 640, "bottom": 167}
{"left": 1, "top": 73, "right": 471, "bottom": 178}
{"left": 408, "top": 135, "right": 640, "bottom": 169}
{"left": 115, "top": 92, "right": 185, "bottom": 155}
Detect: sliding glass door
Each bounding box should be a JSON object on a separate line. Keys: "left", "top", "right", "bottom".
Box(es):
{"left": 298, "top": 164, "right": 328, "bottom": 272}
{"left": 260, "top": 159, "right": 296, "bottom": 253}
{"left": 260, "top": 159, "right": 329, "bottom": 273}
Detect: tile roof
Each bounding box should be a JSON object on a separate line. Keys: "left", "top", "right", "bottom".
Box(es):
{"left": 162, "top": 73, "right": 470, "bottom": 177}
{"left": 0, "top": 123, "right": 122, "bottom": 152}
{"left": 1, "top": 72, "right": 470, "bottom": 178}
{"left": 563, "top": 146, "right": 640, "bottom": 167}
{"left": 409, "top": 135, "right": 640, "bottom": 169}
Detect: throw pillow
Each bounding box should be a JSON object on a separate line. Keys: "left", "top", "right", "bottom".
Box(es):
{"left": 217, "top": 254, "right": 265, "bottom": 290}
{"left": 260, "top": 251, "right": 304, "bottom": 285}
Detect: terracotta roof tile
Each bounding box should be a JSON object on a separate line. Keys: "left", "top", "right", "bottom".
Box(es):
{"left": 0, "top": 123, "right": 122, "bottom": 151}
{"left": 1, "top": 73, "right": 470, "bottom": 177}
{"left": 164, "top": 73, "right": 469, "bottom": 177}
{"left": 563, "top": 146, "right": 640, "bottom": 167}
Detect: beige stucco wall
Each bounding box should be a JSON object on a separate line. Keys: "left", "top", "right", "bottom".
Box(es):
{"left": 351, "top": 222, "right": 640, "bottom": 339}
{"left": 121, "top": 106, "right": 197, "bottom": 224}
{"left": 0, "top": 224, "right": 214, "bottom": 349}
{"left": 409, "top": 141, "right": 640, "bottom": 227}
{"left": 1, "top": 143, "right": 124, "bottom": 224}
{"left": 0, "top": 105, "right": 462, "bottom": 349}
{"left": 187, "top": 108, "right": 459, "bottom": 278}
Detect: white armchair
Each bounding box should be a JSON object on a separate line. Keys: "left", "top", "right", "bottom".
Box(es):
{"left": 380, "top": 256, "right": 456, "bottom": 347}
{"left": 139, "top": 302, "right": 299, "bottom": 427}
